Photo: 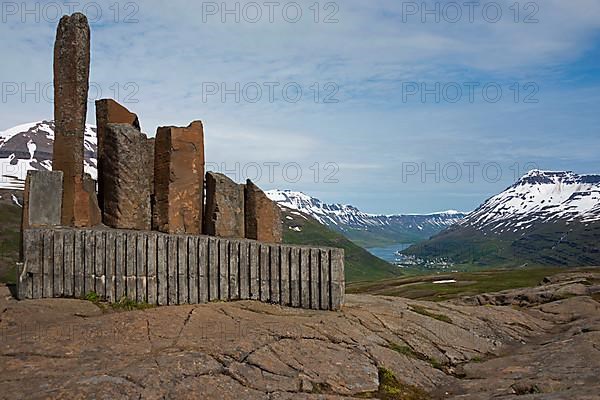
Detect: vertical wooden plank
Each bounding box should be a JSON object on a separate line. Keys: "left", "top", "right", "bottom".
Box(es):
{"left": 208, "top": 237, "right": 219, "bottom": 301}
{"left": 198, "top": 237, "right": 209, "bottom": 303}
{"left": 53, "top": 230, "right": 64, "bottom": 297}
{"left": 62, "top": 230, "right": 75, "bottom": 298}
{"left": 280, "top": 246, "right": 290, "bottom": 306}
{"left": 94, "top": 231, "right": 106, "bottom": 299}
{"left": 260, "top": 244, "right": 270, "bottom": 302}
{"left": 310, "top": 248, "right": 320, "bottom": 310}
{"left": 229, "top": 241, "right": 239, "bottom": 300}
{"left": 270, "top": 245, "right": 280, "bottom": 304}
{"left": 73, "top": 230, "right": 85, "bottom": 299}
{"left": 20, "top": 230, "right": 40, "bottom": 299}
{"left": 167, "top": 235, "right": 178, "bottom": 305}
{"left": 105, "top": 231, "right": 116, "bottom": 302}
{"left": 137, "top": 234, "right": 147, "bottom": 303}
{"left": 84, "top": 230, "right": 95, "bottom": 297}
{"left": 219, "top": 240, "right": 229, "bottom": 301}
{"left": 330, "top": 249, "right": 345, "bottom": 311}
{"left": 239, "top": 241, "right": 250, "bottom": 300}
{"left": 178, "top": 236, "right": 189, "bottom": 304}
{"left": 188, "top": 236, "right": 198, "bottom": 304}
{"left": 300, "top": 248, "right": 311, "bottom": 309}
{"left": 249, "top": 242, "right": 260, "bottom": 300}
{"left": 157, "top": 234, "right": 168, "bottom": 306}
{"left": 320, "top": 249, "right": 330, "bottom": 310}
{"left": 114, "top": 231, "right": 125, "bottom": 302}
{"left": 42, "top": 230, "right": 54, "bottom": 298}
{"left": 146, "top": 233, "right": 158, "bottom": 305}
{"left": 30, "top": 230, "right": 43, "bottom": 299}
{"left": 125, "top": 232, "right": 137, "bottom": 301}
{"left": 290, "top": 247, "right": 300, "bottom": 308}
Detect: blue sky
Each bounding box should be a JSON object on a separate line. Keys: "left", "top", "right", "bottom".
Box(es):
{"left": 1, "top": 0, "right": 600, "bottom": 214}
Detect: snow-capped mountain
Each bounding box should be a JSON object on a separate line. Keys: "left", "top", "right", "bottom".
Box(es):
{"left": 266, "top": 189, "right": 467, "bottom": 245}
{"left": 405, "top": 170, "right": 600, "bottom": 267}
{"left": 460, "top": 170, "right": 600, "bottom": 234}
{"left": 0, "top": 120, "right": 97, "bottom": 190}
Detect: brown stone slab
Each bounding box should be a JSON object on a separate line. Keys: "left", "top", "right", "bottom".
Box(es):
{"left": 204, "top": 172, "right": 245, "bottom": 238}
{"left": 53, "top": 13, "right": 93, "bottom": 227}
{"left": 154, "top": 121, "right": 204, "bottom": 234}
{"left": 244, "top": 180, "right": 282, "bottom": 243}
{"left": 101, "top": 123, "right": 153, "bottom": 230}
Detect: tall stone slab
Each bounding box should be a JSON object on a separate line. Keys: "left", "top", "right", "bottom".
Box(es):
{"left": 154, "top": 121, "right": 204, "bottom": 234}
{"left": 52, "top": 13, "right": 98, "bottom": 227}
{"left": 204, "top": 172, "right": 245, "bottom": 238}
{"left": 244, "top": 180, "right": 283, "bottom": 243}
{"left": 102, "top": 123, "right": 153, "bottom": 230}
{"left": 94, "top": 99, "right": 140, "bottom": 213}
{"left": 22, "top": 171, "right": 64, "bottom": 230}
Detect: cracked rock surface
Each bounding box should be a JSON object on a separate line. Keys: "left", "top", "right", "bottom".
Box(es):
{"left": 1, "top": 272, "right": 599, "bottom": 399}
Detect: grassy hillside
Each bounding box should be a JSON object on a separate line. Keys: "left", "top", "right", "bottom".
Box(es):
{"left": 347, "top": 266, "right": 584, "bottom": 301}
{"left": 281, "top": 207, "right": 401, "bottom": 283}
{"left": 0, "top": 190, "right": 21, "bottom": 284}
{"left": 404, "top": 221, "right": 600, "bottom": 268}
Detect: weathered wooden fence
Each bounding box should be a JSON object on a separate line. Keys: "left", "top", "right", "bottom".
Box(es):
{"left": 17, "top": 228, "right": 345, "bottom": 310}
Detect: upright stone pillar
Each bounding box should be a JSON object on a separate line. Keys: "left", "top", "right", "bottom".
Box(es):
{"left": 94, "top": 99, "right": 140, "bottom": 213}
{"left": 154, "top": 121, "right": 204, "bottom": 234}
{"left": 22, "top": 171, "right": 64, "bottom": 231}
{"left": 204, "top": 172, "right": 245, "bottom": 238}
{"left": 101, "top": 123, "right": 153, "bottom": 230}
{"left": 244, "top": 180, "right": 283, "bottom": 243}
{"left": 52, "top": 13, "right": 99, "bottom": 227}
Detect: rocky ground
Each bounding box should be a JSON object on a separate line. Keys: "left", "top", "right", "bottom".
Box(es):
{"left": 1, "top": 271, "right": 599, "bottom": 399}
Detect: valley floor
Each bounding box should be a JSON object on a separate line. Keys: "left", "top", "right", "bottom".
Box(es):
{"left": 0, "top": 271, "right": 599, "bottom": 399}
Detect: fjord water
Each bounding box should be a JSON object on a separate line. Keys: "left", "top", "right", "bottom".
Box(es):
{"left": 367, "top": 243, "right": 412, "bottom": 263}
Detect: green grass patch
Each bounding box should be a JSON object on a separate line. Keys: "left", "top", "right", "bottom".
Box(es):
{"left": 84, "top": 292, "right": 155, "bottom": 312}
{"left": 376, "top": 367, "right": 430, "bottom": 400}
{"left": 347, "top": 266, "right": 591, "bottom": 301}
{"left": 409, "top": 304, "right": 453, "bottom": 324}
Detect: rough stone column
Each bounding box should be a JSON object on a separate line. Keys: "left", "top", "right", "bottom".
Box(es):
{"left": 52, "top": 13, "right": 97, "bottom": 227}
{"left": 154, "top": 121, "right": 204, "bottom": 234}
{"left": 101, "top": 123, "right": 153, "bottom": 230}
{"left": 22, "top": 171, "right": 64, "bottom": 231}
{"left": 204, "top": 172, "right": 245, "bottom": 238}
{"left": 244, "top": 180, "right": 283, "bottom": 243}
{"left": 94, "top": 99, "right": 140, "bottom": 213}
